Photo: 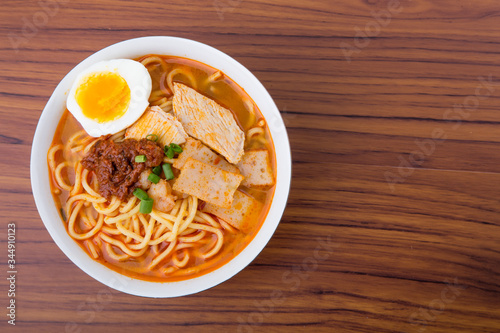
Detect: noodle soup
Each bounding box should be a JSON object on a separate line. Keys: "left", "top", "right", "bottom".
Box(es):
{"left": 47, "top": 55, "right": 276, "bottom": 282}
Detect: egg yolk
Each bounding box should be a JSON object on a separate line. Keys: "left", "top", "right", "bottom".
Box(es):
{"left": 75, "top": 72, "right": 131, "bottom": 123}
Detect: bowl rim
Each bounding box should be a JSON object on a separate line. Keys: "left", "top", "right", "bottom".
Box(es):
{"left": 30, "top": 36, "right": 291, "bottom": 298}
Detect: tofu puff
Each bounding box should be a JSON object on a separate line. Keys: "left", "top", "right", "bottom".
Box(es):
{"left": 47, "top": 55, "right": 275, "bottom": 282}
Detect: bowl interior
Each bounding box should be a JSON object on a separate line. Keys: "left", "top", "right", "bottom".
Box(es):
{"left": 30, "top": 36, "right": 291, "bottom": 297}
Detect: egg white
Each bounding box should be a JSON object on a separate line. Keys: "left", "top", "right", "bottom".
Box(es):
{"left": 66, "top": 59, "right": 152, "bottom": 137}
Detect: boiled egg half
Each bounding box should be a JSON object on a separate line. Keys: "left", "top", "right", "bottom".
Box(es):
{"left": 66, "top": 59, "right": 152, "bottom": 137}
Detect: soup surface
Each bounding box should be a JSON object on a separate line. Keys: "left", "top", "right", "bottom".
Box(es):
{"left": 48, "top": 55, "right": 275, "bottom": 282}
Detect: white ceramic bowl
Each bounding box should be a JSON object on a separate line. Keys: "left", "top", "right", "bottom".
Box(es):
{"left": 30, "top": 36, "right": 291, "bottom": 297}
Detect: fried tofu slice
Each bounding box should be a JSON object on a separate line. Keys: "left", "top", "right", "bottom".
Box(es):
{"left": 202, "top": 190, "right": 263, "bottom": 233}
{"left": 174, "top": 137, "right": 239, "bottom": 173}
{"left": 173, "top": 157, "right": 244, "bottom": 208}
{"left": 237, "top": 150, "right": 274, "bottom": 186}
{"left": 125, "top": 106, "right": 187, "bottom": 146}
{"left": 172, "top": 83, "right": 244, "bottom": 164}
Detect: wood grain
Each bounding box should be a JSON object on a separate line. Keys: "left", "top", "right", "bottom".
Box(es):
{"left": 1, "top": 0, "right": 500, "bottom": 332}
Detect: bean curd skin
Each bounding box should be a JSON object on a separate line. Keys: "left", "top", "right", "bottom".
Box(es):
{"left": 48, "top": 55, "right": 276, "bottom": 282}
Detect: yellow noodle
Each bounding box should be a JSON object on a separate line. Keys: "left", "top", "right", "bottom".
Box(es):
{"left": 167, "top": 68, "right": 197, "bottom": 93}
{"left": 84, "top": 207, "right": 97, "bottom": 227}
{"left": 99, "top": 233, "right": 148, "bottom": 257}
{"left": 81, "top": 214, "right": 93, "bottom": 229}
{"left": 128, "top": 217, "right": 156, "bottom": 250}
{"left": 104, "top": 203, "right": 140, "bottom": 224}
{"left": 70, "top": 162, "right": 84, "bottom": 196}
{"left": 94, "top": 235, "right": 102, "bottom": 247}
{"left": 246, "top": 126, "right": 264, "bottom": 140}
{"left": 244, "top": 99, "right": 255, "bottom": 129}
{"left": 179, "top": 227, "right": 196, "bottom": 236}
{"left": 72, "top": 207, "right": 104, "bottom": 240}
{"left": 163, "top": 157, "right": 176, "bottom": 164}
{"left": 75, "top": 132, "right": 93, "bottom": 146}
{"left": 178, "top": 230, "right": 206, "bottom": 243}
{"left": 163, "top": 266, "right": 177, "bottom": 274}
{"left": 148, "top": 230, "right": 173, "bottom": 246}
{"left": 177, "top": 196, "right": 198, "bottom": 235}
{"left": 124, "top": 218, "right": 132, "bottom": 243}
{"left": 189, "top": 223, "right": 224, "bottom": 259}
{"left": 133, "top": 215, "right": 140, "bottom": 235}
{"left": 159, "top": 100, "right": 172, "bottom": 112}
{"left": 81, "top": 169, "right": 101, "bottom": 197}
{"left": 149, "top": 89, "right": 167, "bottom": 102}
{"left": 119, "top": 196, "right": 138, "bottom": 213}
{"left": 71, "top": 145, "right": 85, "bottom": 153}
{"left": 101, "top": 226, "right": 121, "bottom": 235}
{"left": 48, "top": 144, "right": 63, "bottom": 171}
{"left": 243, "top": 99, "right": 254, "bottom": 114}
{"left": 109, "top": 129, "right": 126, "bottom": 142}
{"left": 151, "top": 96, "right": 168, "bottom": 106}
{"left": 207, "top": 70, "right": 223, "bottom": 82}
{"left": 47, "top": 70, "right": 255, "bottom": 279}
{"left": 86, "top": 240, "right": 99, "bottom": 259}
{"left": 170, "top": 199, "right": 183, "bottom": 216}
{"left": 140, "top": 55, "right": 168, "bottom": 71}
{"left": 93, "top": 196, "right": 121, "bottom": 215}
{"left": 158, "top": 71, "right": 172, "bottom": 96}
{"left": 169, "top": 198, "right": 188, "bottom": 240}
{"left": 71, "top": 136, "right": 94, "bottom": 153}
{"left": 196, "top": 211, "right": 220, "bottom": 228}
{"left": 195, "top": 211, "right": 220, "bottom": 228}
{"left": 116, "top": 219, "right": 144, "bottom": 243}
{"left": 175, "top": 243, "right": 195, "bottom": 250}
{"left": 148, "top": 239, "right": 177, "bottom": 269}
{"left": 153, "top": 223, "right": 168, "bottom": 240}
{"left": 209, "top": 85, "right": 219, "bottom": 95}
{"left": 169, "top": 262, "right": 216, "bottom": 277}
{"left": 149, "top": 210, "right": 175, "bottom": 229}
{"left": 67, "top": 130, "right": 87, "bottom": 150}
{"left": 66, "top": 194, "right": 106, "bottom": 215}
{"left": 68, "top": 201, "right": 104, "bottom": 240}
{"left": 137, "top": 213, "right": 150, "bottom": 233}
{"left": 173, "top": 249, "right": 189, "bottom": 268}
{"left": 54, "top": 161, "right": 73, "bottom": 192}
{"left": 83, "top": 138, "right": 99, "bottom": 154}
{"left": 220, "top": 219, "right": 237, "bottom": 233}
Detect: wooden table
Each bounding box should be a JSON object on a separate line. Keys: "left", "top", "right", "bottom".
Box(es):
{"left": 1, "top": 0, "right": 499, "bottom": 332}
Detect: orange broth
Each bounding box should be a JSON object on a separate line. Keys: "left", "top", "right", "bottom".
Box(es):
{"left": 48, "top": 56, "right": 276, "bottom": 282}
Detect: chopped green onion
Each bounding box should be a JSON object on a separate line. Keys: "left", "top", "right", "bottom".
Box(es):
{"left": 163, "top": 163, "right": 174, "bottom": 180}
{"left": 133, "top": 188, "right": 149, "bottom": 200}
{"left": 165, "top": 146, "right": 174, "bottom": 159}
{"left": 164, "top": 143, "right": 183, "bottom": 158}
{"left": 152, "top": 165, "right": 162, "bottom": 176}
{"left": 170, "top": 143, "right": 183, "bottom": 153}
{"left": 135, "top": 155, "right": 147, "bottom": 163}
{"left": 148, "top": 173, "right": 161, "bottom": 184}
{"left": 146, "top": 134, "right": 159, "bottom": 142}
{"left": 139, "top": 197, "right": 154, "bottom": 214}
